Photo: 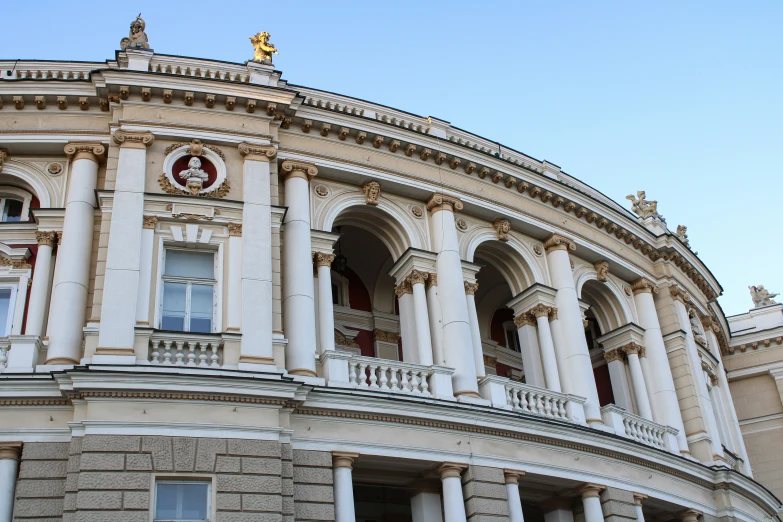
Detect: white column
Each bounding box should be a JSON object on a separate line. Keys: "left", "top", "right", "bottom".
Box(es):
{"left": 670, "top": 293, "right": 723, "bottom": 460}
{"left": 426, "top": 275, "right": 445, "bottom": 366}
{"left": 96, "top": 131, "right": 153, "bottom": 357}
{"left": 238, "top": 144, "right": 278, "bottom": 368}
{"left": 604, "top": 350, "right": 634, "bottom": 412}
{"left": 280, "top": 161, "right": 319, "bottom": 376}
{"left": 332, "top": 452, "right": 358, "bottom": 522}
{"left": 516, "top": 317, "right": 545, "bottom": 388}
{"left": 544, "top": 235, "right": 601, "bottom": 422}
{"left": 529, "top": 306, "right": 561, "bottom": 393}
{"left": 632, "top": 493, "right": 647, "bottom": 522}
{"left": 0, "top": 444, "right": 21, "bottom": 522}
{"left": 25, "top": 232, "right": 56, "bottom": 336}
{"left": 632, "top": 278, "right": 689, "bottom": 454}
{"left": 465, "top": 282, "right": 485, "bottom": 378}
{"left": 579, "top": 484, "right": 605, "bottom": 522}
{"left": 438, "top": 463, "right": 467, "bottom": 522}
{"left": 396, "top": 282, "right": 418, "bottom": 362}
{"left": 225, "top": 225, "right": 242, "bottom": 331}
{"left": 411, "top": 491, "right": 444, "bottom": 522}
{"left": 315, "top": 253, "right": 336, "bottom": 353}
{"left": 680, "top": 509, "right": 702, "bottom": 522}
{"left": 623, "top": 344, "right": 654, "bottom": 421}
{"left": 410, "top": 270, "right": 434, "bottom": 366}
{"left": 135, "top": 218, "right": 156, "bottom": 326}
{"left": 504, "top": 470, "right": 525, "bottom": 522}
{"left": 46, "top": 143, "right": 104, "bottom": 364}
{"left": 428, "top": 194, "right": 479, "bottom": 397}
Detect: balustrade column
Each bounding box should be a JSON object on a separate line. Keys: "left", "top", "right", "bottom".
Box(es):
{"left": 409, "top": 270, "right": 434, "bottom": 366}
{"left": 529, "top": 306, "right": 562, "bottom": 392}
{"left": 332, "top": 452, "right": 358, "bottom": 522}
{"left": 314, "top": 253, "right": 336, "bottom": 353}
{"left": 0, "top": 443, "right": 21, "bottom": 522}
{"left": 622, "top": 343, "right": 654, "bottom": 421}
{"left": 579, "top": 484, "right": 606, "bottom": 522}
{"left": 544, "top": 234, "right": 602, "bottom": 423}
{"left": 632, "top": 493, "right": 647, "bottom": 522}
{"left": 438, "top": 462, "right": 468, "bottom": 522}
{"left": 465, "top": 281, "right": 485, "bottom": 378}
{"left": 236, "top": 144, "right": 278, "bottom": 367}
{"left": 46, "top": 143, "right": 104, "bottom": 364}
{"left": 280, "top": 160, "right": 319, "bottom": 376}
{"left": 428, "top": 194, "right": 479, "bottom": 397}
{"left": 631, "top": 278, "right": 689, "bottom": 454}
{"left": 504, "top": 470, "right": 525, "bottom": 522}
{"left": 25, "top": 231, "right": 56, "bottom": 336}
{"left": 426, "top": 274, "right": 446, "bottom": 366}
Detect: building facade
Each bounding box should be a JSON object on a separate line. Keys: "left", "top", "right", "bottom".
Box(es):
{"left": 0, "top": 18, "right": 778, "bottom": 522}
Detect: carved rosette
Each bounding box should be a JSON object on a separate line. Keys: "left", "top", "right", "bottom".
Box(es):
{"left": 604, "top": 349, "right": 625, "bottom": 363}
{"left": 426, "top": 193, "right": 463, "bottom": 214}
{"left": 238, "top": 143, "right": 277, "bottom": 161}
{"left": 492, "top": 218, "right": 511, "bottom": 242}
{"left": 280, "top": 160, "right": 318, "bottom": 181}
{"left": 113, "top": 130, "right": 154, "bottom": 148}
{"left": 621, "top": 342, "right": 643, "bottom": 356}
{"left": 35, "top": 231, "right": 57, "bottom": 247}
{"left": 394, "top": 280, "right": 413, "bottom": 297}
{"left": 374, "top": 329, "right": 400, "bottom": 344}
{"left": 513, "top": 312, "right": 536, "bottom": 328}
{"left": 228, "top": 223, "right": 243, "bottom": 237}
{"left": 313, "top": 252, "right": 335, "bottom": 269}
{"left": 64, "top": 142, "right": 105, "bottom": 162}
{"left": 543, "top": 233, "right": 576, "bottom": 253}
{"left": 668, "top": 285, "right": 691, "bottom": 304}
{"left": 362, "top": 181, "right": 381, "bottom": 206}
{"left": 593, "top": 260, "right": 609, "bottom": 282}
{"left": 631, "top": 277, "right": 658, "bottom": 295}
{"left": 464, "top": 281, "right": 479, "bottom": 295}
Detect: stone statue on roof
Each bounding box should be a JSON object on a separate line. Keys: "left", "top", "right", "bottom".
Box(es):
{"left": 750, "top": 285, "right": 779, "bottom": 308}
{"left": 626, "top": 191, "right": 661, "bottom": 219}
{"left": 120, "top": 14, "right": 150, "bottom": 51}
{"left": 250, "top": 32, "right": 278, "bottom": 64}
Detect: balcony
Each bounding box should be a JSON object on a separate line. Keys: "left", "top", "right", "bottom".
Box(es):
{"left": 601, "top": 404, "right": 679, "bottom": 452}
{"left": 478, "top": 375, "right": 587, "bottom": 424}
{"left": 148, "top": 331, "right": 224, "bottom": 367}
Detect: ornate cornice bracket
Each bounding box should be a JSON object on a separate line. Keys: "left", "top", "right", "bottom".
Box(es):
{"left": 631, "top": 277, "right": 658, "bottom": 295}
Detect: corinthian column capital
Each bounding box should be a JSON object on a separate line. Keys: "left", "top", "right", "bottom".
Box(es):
{"left": 238, "top": 142, "right": 277, "bottom": 161}
{"left": 464, "top": 281, "right": 479, "bottom": 295}
{"left": 426, "top": 193, "right": 463, "bottom": 213}
{"left": 280, "top": 160, "right": 318, "bottom": 181}
{"left": 35, "top": 231, "right": 57, "bottom": 247}
{"left": 668, "top": 284, "right": 691, "bottom": 304}
{"left": 543, "top": 233, "right": 576, "bottom": 253}
{"left": 64, "top": 142, "right": 105, "bottom": 162}
{"left": 313, "top": 252, "right": 335, "bottom": 268}
{"left": 112, "top": 130, "right": 154, "bottom": 148}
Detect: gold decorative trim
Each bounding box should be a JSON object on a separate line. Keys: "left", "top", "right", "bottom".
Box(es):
{"left": 464, "top": 281, "right": 479, "bottom": 295}
{"left": 0, "top": 256, "right": 31, "bottom": 269}
{"left": 374, "top": 329, "right": 400, "bottom": 344}
{"left": 142, "top": 216, "right": 158, "bottom": 229}
{"left": 313, "top": 252, "right": 335, "bottom": 269}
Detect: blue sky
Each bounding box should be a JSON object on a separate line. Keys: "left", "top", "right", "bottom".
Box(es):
{"left": 3, "top": 1, "right": 781, "bottom": 316}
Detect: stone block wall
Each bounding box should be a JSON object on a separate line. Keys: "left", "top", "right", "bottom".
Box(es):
{"left": 461, "top": 465, "right": 509, "bottom": 521}
{"left": 599, "top": 487, "right": 637, "bottom": 522}
{"left": 292, "top": 450, "right": 335, "bottom": 521}
{"left": 13, "top": 442, "right": 70, "bottom": 521}
{"left": 15, "top": 435, "right": 287, "bottom": 522}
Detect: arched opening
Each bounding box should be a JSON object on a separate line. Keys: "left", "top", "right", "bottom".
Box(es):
{"left": 473, "top": 240, "right": 536, "bottom": 382}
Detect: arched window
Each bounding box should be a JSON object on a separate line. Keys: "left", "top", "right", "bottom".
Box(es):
{"left": 0, "top": 187, "right": 34, "bottom": 223}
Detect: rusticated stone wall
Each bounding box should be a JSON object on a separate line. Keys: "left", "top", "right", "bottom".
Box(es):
{"left": 292, "top": 450, "right": 335, "bottom": 521}
{"left": 461, "top": 465, "right": 509, "bottom": 521}
{"left": 13, "top": 442, "right": 70, "bottom": 520}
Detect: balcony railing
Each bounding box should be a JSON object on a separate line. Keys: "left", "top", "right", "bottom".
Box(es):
{"left": 148, "top": 332, "right": 223, "bottom": 368}
{"left": 601, "top": 404, "right": 678, "bottom": 452}
{"left": 478, "top": 375, "right": 587, "bottom": 425}
{"left": 348, "top": 356, "right": 435, "bottom": 396}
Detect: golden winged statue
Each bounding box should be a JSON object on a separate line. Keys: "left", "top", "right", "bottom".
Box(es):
{"left": 250, "top": 32, "right": 278, "bottom": 64}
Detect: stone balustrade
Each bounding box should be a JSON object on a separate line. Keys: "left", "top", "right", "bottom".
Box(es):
{"left": 601, "top": 404, "right": 680, "bottom": 452}
{"left": 478, "top": 375, "right": 587, "bottom": 425}
{"left": 148, "top": 332, "right": 223, "bottom": 367}
{"left": 0, "top": 338, "right": 9, "bottom": 370}
{"left": 348, "top": 356, "right": 436, "bottom": 396}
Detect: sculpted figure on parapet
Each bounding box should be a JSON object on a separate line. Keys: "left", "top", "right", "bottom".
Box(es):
{"left": 626, "top": 190, "right": 661, "bottom": 219}
{"left": 750, "top": 285, "right": 779, "bottom": 308}
{"left": 120, "top": 14, "right": 150, "bottom": 50}
{"left": 250, "top": 31, "right": 278, "bottom": 64}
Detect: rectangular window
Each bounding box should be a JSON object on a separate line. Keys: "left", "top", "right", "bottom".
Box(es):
{"left": 154, "top": 480, "right": 210, "bottom": 522}
{"left": 0, "top": 286, "right": 17, "bottom": 336}
{"left": 161, "top": 250, "right": 215, "bottom": 333}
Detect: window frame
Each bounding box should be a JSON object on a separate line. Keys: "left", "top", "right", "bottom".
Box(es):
{"left": 0, "top": 283, "right": 18, "bottom": 337}
{"left": 152, "top": 476, "right": 213, "bottom": 522}
{"left": 156, "top": 246, "right": 220, "bottom": 334}
{"left": 502, "top": 320, "right": 521, "bottom": 353}
{"left": 0, "top": 187, "right": 33, "bottom": 223}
